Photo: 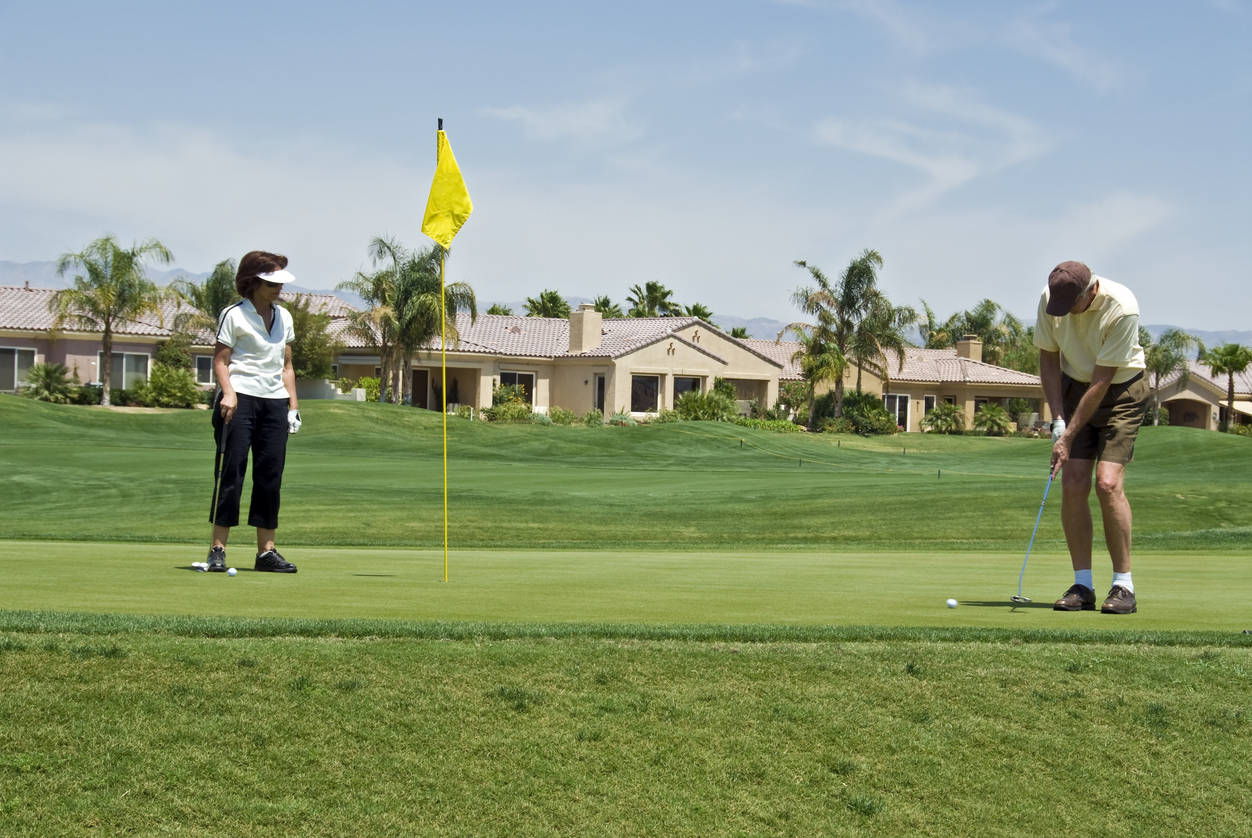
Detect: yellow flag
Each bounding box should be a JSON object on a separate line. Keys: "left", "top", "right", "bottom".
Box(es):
{"left": 421, "top": 130, "right": 473, "bottom": 247}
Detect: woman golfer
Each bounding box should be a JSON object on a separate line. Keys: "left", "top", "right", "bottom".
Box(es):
{"left": 205, "top": 251, "right": 301, "bottom": 573}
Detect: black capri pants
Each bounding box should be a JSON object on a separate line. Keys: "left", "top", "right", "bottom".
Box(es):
{"left": 210, "top": 393, "right": 289, "bottom": 529}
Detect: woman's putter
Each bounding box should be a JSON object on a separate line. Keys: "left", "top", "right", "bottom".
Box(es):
{"left": 1012, "top": 470, "right": 1056, "bottom": 603}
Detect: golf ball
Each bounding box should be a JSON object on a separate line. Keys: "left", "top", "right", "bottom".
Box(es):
{"left": 946, "top": 598, "right": 958, "bottom": 608}
{"left": 227, "top": 567, "right": 237, "bottom": 576}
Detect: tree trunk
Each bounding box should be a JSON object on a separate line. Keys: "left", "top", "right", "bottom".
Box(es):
{"left": 833, "top": 378, "right": 845, "bottom": 418}
{"left": 1152, "top": 374, "right": 1160, "bottom": 426}
{"left": 807, "top": 387, "right": 816, "bottom": 428}
{"left": 101, "top": 324, "right": 113, "bottom": 407}
{"left": 855, "top": 363, "right": 863, "bottom": 393}
{"left": 379, "top": 353, "right": 390, "bottom": 404}
{"left": 401, "top": 354, "right": 412, "bottom": 405}
{"left": 1226, "top": 374, "right": 1236, "bottom": 433}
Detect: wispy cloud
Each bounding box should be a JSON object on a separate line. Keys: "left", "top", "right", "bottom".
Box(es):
{"left": 1000, "top": 7, "right": 1122, "bottom": 92}
{"left": 482, "top": 98, "right": 637, "bottom": 143}
{"left": 814, "top": 83, "right": 1049, "bottom": 208}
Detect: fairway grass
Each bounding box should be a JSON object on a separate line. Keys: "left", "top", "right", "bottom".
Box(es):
{"left": 3, "top": 542, "right": 1250, "bottom": 635}
{"left": 2, "top": 630, "right": 1249, "bottom": 836}
{"left": 2, "top": 397, "right": 1250, "bottom": 552}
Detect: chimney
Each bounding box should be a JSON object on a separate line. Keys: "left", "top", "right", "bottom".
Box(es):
{"left": 568, "top": 304, "right": 603, "bottom": 354}
{"left": 955, "top": 334, "right": 982, "bottom": 363}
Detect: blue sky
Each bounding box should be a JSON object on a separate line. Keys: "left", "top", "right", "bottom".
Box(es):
{"left": 1, "top": 0, "right": 1248, "bottom": 327}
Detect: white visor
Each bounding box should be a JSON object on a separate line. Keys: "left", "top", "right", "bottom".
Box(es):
{"left": 258, "top": 269, "right": 296, "bottom": 285}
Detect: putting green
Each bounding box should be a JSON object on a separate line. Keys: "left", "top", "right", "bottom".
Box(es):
{"left": 4, "top": 541, "right": 1247, "bottom": 632}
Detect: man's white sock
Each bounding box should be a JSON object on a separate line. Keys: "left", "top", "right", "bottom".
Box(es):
{"left": 1075, "top": 569, "right": 1094, "bottom": 591}
{"left": 1112, "top": 571, "right": 1134, "bottom": 593}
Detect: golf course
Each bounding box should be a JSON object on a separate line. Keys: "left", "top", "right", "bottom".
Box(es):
{"left": 2, "top": 396, "right": 1250, "bottom": 835}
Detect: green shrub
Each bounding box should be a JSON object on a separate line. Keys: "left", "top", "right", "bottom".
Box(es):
{"left": 21, "top": 363, "right": 77, "bottom": 404}
{"left": 842, "top": 390, "right": 898, "bottom": 435}
{"left": 731, "top": 416, "right": 803, "bottom": 433}
{"left": 74, "top": 384, "right": 102, "bottom": 405}
{"left": 607, "top": 411, "right": 636, "bottom": 427}
{"left": 356, "top": 377, "right": 381, "bottom": 403}
{"left": 530, "top": 411, "right": 553, "bottom": 425}
{"left": 818, "top": 416, "right": 855, "bottom": 434}
{"left": 920, "top": 402, "right": 966, "bottom": 434}
{"left": 493, "top": 383, "right": 529, "bottom": 406}
{"left": 484, "top": 401, "right": 532, "bottom": 422}
{"left": 155, "top": 333, "right": 194, "bottom": 371}
{"left": 711, "top": 377, "right": 737, "bottom": 399}
{"left": 134, "top": 363, "right": 201, "bottom": 408}
{"left": 581, "top": 410, "right": 604, "bottom": 427}
{"left": 548, "top": 406, "right": 576, "bottom": 425}
{"left": 675, "top": 389, "right": 737, "bottom": 421}
{"left": 653, "top": 409, "right": 682, "bottom": 424}
{"left": 1229, "top": 422, "right": 1252, "bottom": 437}
{"left": 973, "top": 403, "right": 1013, "bottom": 437}
{"left": 455, "top": 404, "right": 473, "bottom": 420}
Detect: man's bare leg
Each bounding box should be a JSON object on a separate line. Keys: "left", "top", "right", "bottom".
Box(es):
{"left": 1060, "top": 458, "right": 1096, "bottom": 572}
{"left": 1094, "top": 461, "right": 1132, "bottom": 574}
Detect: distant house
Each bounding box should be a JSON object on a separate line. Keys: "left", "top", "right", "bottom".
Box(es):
{"left": 0, "top": 284, "right": 348, "bottom": 393}
{"left": 1154, "top": 361, "right": 1252, "bottom": 430}
{"left": 744, "top": 335, "right": 1048, "bottom": 432}
{"left": 335, "top": 305, "right": 784, "bottom": 416}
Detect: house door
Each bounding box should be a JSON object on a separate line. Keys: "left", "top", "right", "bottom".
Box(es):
{"left": 594, "top": 374, "right": 606, "bottom": 413}
{"left": 412, "top": 369, "right": 429, "bottom": 410}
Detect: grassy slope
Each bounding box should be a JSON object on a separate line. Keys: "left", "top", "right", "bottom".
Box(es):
{"left": 1, "top": 630, "right": 1249, "bottom": 837}
{"left": 1, "top": 396, "right": 1249, "bottom": 552}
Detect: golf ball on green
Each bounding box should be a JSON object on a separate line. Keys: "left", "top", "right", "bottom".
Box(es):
{"left": 227, "top": 567, "right": 237, "bottom": 577}
{"left": 946, "top": 598, "right": 958, "bottom": 608}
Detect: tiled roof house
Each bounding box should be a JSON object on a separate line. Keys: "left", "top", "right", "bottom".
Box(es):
{"left": 743, "top": 335, "right": 1048, "bottom": 432}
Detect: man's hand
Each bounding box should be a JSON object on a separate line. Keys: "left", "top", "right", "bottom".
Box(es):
{"left": 1051, "top": 433, "right": 1071, "bottom": 477}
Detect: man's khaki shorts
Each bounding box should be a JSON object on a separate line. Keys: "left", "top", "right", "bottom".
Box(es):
{"left": 1062, "top": 372, "right": 1150, "bottom": 464}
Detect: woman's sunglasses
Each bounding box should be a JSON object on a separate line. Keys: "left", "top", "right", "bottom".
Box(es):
{"left": 262, "top": 280, "right": 283, "bottom": 289}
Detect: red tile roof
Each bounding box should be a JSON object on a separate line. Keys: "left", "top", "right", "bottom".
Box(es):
{"left": 751, "top": 339, "right": 1041, "bottom": 387}
{"left": 1160, "top": 360, "right": 1252, "bottom": 397}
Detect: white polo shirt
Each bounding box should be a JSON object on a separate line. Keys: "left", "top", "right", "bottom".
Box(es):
{"left": 215, "top": 298, "right": 295, "bottom": 399}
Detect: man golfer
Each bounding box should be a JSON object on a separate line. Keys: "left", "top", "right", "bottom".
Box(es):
{"left": 1035, "top": 261, "right": 1148, "bottom": 614}
{"left": 206, "top": 251, "right": 302, "bottom": 574}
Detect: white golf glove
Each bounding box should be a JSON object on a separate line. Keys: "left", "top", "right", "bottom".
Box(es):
{"left": 1051, "top": 418, "right": 1066, "bottom": 441}
{"left": 288, "top": 409, "right": 302, "bottom": 435}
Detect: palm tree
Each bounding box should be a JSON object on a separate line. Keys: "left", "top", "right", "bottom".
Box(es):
{"left": 936, "top": 299, "right": 1024, "bottom": 366}
{"left": 22, "top": 363, "right": 77, "bottom": 403}
{"left": 729, "top": 326, "right": 751, "bottom": 339}
{"left": 1201, "top": 343, "right": 1252, "bottom": 432}
{"left": 1143, "top": 327, "right": 1204, "bottom": 426}
{"left": 787, "top": 249, "right": 882, "bottom": 417}
{"left": 337, "top": 237, "right": 404, "bottom": 403}
{"left": 917, "top": 299, "right": 954, "bottom": 349}
{"left": 783, "top": 325, "right": 847, "bottom": 427}
{"left": 848, "top": 291, "right": 915, "bottom": 392}
{"left": 486, "top": 303, "right": 513, "bottom": 315}
{"left": 171, "top": 258, "right": 240, "bottom": 337}
{"left": 50, "top": 234, "right": 175, "bottom": 406}
{"left": 524, "top": 290, "right": 570, "bottom": 318}
{"left": 626, "top": 281, "right": 679, "bottom": 317}
{"left": 592, "top": 295, "right": 623, "bottom": 318}
{"left": 394, "top": 244, "right": 477, "bottom": 405}
{"left": 683, "top": 302, "right": 715, "bottom": 322}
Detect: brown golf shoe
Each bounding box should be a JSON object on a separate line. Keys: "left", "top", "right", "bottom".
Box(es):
{"left": 1053, "top": 584, "right": 1096, "bottom": 611}
{"left": 1101, "top": 585, "right": 1137, "bottom": 614}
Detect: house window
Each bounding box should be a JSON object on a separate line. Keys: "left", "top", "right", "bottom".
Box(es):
{"left": 195, "top": 356, "right": 215, "bottom": 385}
{"left": 924, "top": 395, "right": 937, "bottom": 415}
{"left": 330, "top": 364, "right": 338, "bottom": 379}
{"left": 943, "top": 396, "right": 956, "bottom": 405}
{"left": 631, "top": 375, "right": 659, "bottom": 412}
{"left": 500, "top": 371, "right": 536, "bottom": 404}
{"left": 673, "top": 376, "right": 701, "bottom": 402}
{"left": 974, "top": 398, "right": 989, "bottom": 413}
{"left": 96, "top": 352, "right": 149, "bottom": 389}
{"left": 0, "top": 347, "right": 36, "bottom": 391}
{"left": 883, "top": 394, "right": 909, "bottom": 430}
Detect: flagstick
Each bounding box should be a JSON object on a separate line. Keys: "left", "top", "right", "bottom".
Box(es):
{"left": 441, "top": 250, "right": 448, "bottom": 583}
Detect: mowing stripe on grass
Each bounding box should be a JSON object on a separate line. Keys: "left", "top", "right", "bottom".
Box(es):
{"left": 3, "top": 609, "right": 1250, "bottom": 647}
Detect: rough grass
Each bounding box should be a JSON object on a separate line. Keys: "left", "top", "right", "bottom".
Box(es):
{"left": 1, "top": 396, "right": 1249, "bottom": 552}
{"left": 1, "top": 628, "right": 1249, "bottom": 836}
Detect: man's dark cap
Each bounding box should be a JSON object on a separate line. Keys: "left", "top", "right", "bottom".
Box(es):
{"left": 1046, "top": 261, "right": 1092, "bottom": 316}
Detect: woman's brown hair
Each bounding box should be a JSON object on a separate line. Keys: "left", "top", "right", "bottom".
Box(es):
{"left": 235, "top": 251, "right": 289, "bottom": 299}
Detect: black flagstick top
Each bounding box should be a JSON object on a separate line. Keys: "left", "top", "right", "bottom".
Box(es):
{"left": 438, "top": 118, "right": 443, "bottom": 131}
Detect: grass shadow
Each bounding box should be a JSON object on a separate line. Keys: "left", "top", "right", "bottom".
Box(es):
{"left": 962, "top": 600, "right": 1052, "bottom": 609}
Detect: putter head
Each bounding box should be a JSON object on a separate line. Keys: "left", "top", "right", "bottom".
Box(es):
{"left": 1010, "top": 595, "right": 1032, "bottom": 603}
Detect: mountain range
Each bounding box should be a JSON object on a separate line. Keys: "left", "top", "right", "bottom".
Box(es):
{"left": 3, "top": 260, "right": 1248, "bottom": 345}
